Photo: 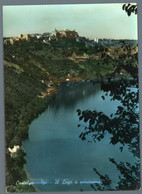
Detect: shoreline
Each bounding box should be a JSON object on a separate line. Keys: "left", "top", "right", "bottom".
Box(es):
{"left": 21, "top": 75, "right": 138, "bottom": 192}
{"left": 23, "top": 164, "right": 41, "bottom": 192}
{"left": 64, "top": 75, "right": 136, "bottom": 84}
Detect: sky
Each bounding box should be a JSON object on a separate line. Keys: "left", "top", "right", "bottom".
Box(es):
{"left": 3, "top": 4, "right": 138, "bottom": 39}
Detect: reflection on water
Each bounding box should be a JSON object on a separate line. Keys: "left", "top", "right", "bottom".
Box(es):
{"left": 23, "top": 82, "right": 138, "bottom": 192}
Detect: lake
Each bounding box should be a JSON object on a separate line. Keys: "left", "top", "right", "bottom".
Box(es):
{"left": 22, "top": 81, "right": 138, "bottom": 191}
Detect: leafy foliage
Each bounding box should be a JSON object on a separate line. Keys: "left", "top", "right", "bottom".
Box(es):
{"left": 77, "top": 79, "right": 139, "bottom": 149}
{"left": 77, "top": 46, "right": 139, "bottom": 190}
{"left": 122, "top": 3, "right": 137, "bottom": 16}
{"left": 109, "top": 158, "right": 140, "bottom": 190}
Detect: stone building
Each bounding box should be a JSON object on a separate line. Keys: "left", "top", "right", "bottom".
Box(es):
{"left": 54, "top": 29, "right": 79, "bottom": 40}
{"left": 8, "top": 145, "right": 20, "bottom": 158}
{"left": 4, "top": 34, "right": 30, "bottom": 45}
{"left": 3, "top": 38, "right": 13, "bottom": 45}
{"left": 21, "top": 34, "right": 30, "bottom": 41}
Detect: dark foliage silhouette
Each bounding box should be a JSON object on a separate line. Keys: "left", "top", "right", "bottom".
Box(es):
{"left": 77, "top": 34, "right": 139, "bottom": 190}
{"left": 122, "top": 3, "right": 137, "bottom": 16}
{"left": 77, "top": 7, "right": 139, "bottom": 190}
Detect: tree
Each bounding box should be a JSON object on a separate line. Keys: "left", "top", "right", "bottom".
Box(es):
{"left": 77, "top": 5, "right": 139, "bottom": 190}
{"left": 122, "top": 3, "right": 137, "bottom": 16}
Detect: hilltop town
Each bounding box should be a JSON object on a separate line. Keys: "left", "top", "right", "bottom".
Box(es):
{"left": 4, "top": 29, "right": 138, "bottom": 48}
{"left": 4, "top": 29, "right": 79, "bottom": 45}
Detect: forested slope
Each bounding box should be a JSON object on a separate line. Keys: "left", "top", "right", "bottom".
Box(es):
{"left": 4, "top": 38, "right": 138, "bottom": 192}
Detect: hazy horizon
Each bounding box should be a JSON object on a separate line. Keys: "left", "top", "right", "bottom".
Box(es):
{"left": 3, "top": 32, "right": 138, "bottom": 41}
{"left": 3, "top": 4, "right": 138, "bottom": 40}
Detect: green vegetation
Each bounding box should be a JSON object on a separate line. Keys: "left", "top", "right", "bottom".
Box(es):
{"left": 4, "top": 38, "right": 138, "bottom": 192}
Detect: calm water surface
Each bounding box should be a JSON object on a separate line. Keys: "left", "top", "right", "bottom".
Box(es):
{"left": 23, "top": 82, "right": 137, "bottom": 191}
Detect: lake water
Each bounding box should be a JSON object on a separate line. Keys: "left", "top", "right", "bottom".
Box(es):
{"left": 23, "top": 81, "right": 138, "bottom": 192}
